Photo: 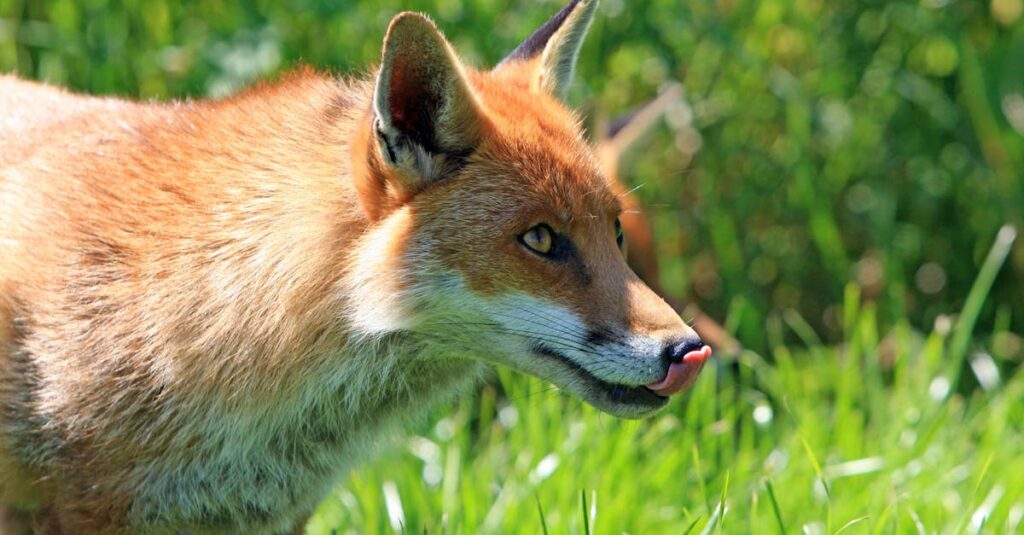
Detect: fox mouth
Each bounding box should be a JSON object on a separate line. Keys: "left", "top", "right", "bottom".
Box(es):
{"left": 530, "top": 343, "right": 668, "bottom": 411}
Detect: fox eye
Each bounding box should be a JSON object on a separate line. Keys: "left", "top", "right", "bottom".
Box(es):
{"left": 520, "top": 224, "right": 554, "bottom": 255}
{"left": 614, "top": 218, "right": 625, "bottom": 250}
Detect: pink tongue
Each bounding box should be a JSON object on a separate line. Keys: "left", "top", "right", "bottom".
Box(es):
{"left": 646, "top": 345, "right": 712, "bottom": 397}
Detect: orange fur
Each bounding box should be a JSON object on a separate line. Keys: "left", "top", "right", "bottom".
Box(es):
{"left": 0, "top": 3, "right": 706, "bottom": 533}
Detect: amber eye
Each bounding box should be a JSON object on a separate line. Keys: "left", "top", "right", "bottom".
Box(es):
{"left": 520, "top": 224, "right": 554, "bottom": 255}
{"left": 614, "top": 218, "right": 625, "bottom": 250}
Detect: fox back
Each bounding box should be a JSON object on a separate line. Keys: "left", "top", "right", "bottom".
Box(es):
{"left": 0, "top": 2, "right": 708, "bottom": 533}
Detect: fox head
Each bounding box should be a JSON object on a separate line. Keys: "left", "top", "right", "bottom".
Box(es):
{"left": 345, "top": 0, "right": 709, "bottom": 418}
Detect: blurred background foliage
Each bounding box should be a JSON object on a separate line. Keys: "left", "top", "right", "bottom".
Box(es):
{"left": 1, "top": 0, "right": 1022, "bottom": 353}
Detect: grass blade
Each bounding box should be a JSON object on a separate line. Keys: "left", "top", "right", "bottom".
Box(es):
{"left": 799, "top": 435, "right": 830, "bottom": 499}
{"left": 535, "top": 495, "right": 548, "bottom": 535}
{"left": 716, "top": 472, "right": 730, "bottom": 534}
{"left": 580, "top": 489, "right": 590, "bottom": 535}
{"left": 949, "top": 225, "right": 1017, "bottom": 388}
{"left": 693, "top": 444, "right": 711, "bottom": 513}
{"left": 765, "top": 479, "right": 786, "bottom": 535}
{"left": 834, "top": 516, "right": 869, "bottom": 534}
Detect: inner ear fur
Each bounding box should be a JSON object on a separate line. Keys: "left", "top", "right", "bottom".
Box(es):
{"left": 371, "top": 12, "right": 484, "bottom": 194}
{"left": 497, "top": 0, "right": 598, "bottom": 100}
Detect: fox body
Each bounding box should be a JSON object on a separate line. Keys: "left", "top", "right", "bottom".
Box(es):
{"left": 0, "top": 1, "right": 707, "bottom": 533}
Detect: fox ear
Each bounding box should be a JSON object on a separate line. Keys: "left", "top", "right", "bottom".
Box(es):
{"left": 498, "top": 0, "right": 598, "bottom": 100}
{"left": 595, "top": 84, "right": 682, "bottom": 176}
{"left": 372, "top": 12, "right": 483, "bottom": 193}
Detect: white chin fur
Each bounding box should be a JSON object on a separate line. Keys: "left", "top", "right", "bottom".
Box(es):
{"left": 488, "top": 294, "right": 664, "bottom": 385}
{"left": 340, "top": 211, "right": 418, "bottom": 336}
{"left": 409, "top": 281, "right": 666, "bottom": 413}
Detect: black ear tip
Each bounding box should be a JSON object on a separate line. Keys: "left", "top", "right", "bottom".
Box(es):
{"left": 500, "top": 0, "right": 590, "bottom": 65}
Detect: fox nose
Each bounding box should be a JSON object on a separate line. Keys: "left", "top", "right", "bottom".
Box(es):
{"left": 663, "top": 337, "right": 706, "bottom": 364}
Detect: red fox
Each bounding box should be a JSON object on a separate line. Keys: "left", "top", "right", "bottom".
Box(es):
{"left": 0, "top": 1, "right": 710, "bottom": 533}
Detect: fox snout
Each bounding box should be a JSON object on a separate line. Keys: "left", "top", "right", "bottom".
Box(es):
{"left": 574, "top": 243, "right": 711, "bottom": 403}
{"left": 442, "top": 253, "right": 711, "bottom": 418}
{"left": 650, "top": 337, "right": 712, "bottom": 396}
{"left": 563, "top": 276, "right": 711, "bottom": 416}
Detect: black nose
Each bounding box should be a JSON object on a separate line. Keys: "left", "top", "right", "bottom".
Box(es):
{"left": 663, "top": 337, "right": 705, "bottom": 364}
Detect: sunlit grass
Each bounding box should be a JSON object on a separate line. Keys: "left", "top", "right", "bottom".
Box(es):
{"left": 308, "top": 228, "right": 1022, "bottom": 534}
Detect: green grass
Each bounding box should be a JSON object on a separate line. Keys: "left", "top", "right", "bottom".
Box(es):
{"left": 306, "top": 227, "right": 1022, "bottom": 534}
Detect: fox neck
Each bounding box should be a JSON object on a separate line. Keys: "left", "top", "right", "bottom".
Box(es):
{"left": 166, "top": 74, "right": 481, "bottom": 407}
{"left": 167, "top": 72, "right": 487, "bottom": 429}
{"left": 306, "top": 332, "right": 486, "bottom": 440}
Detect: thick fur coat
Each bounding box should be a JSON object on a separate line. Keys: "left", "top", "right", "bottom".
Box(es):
{"left": 0, "top": 2, "right": 706, "bottom": 532}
